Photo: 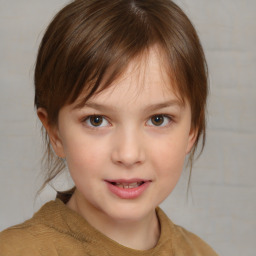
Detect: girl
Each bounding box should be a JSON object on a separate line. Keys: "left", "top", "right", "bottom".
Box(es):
{"left": 0, "top": 0, "right": 218, "bottom": 255}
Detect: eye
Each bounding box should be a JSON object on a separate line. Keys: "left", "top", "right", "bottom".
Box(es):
{"left": 146, "top": 115, "right": 172, "bottom": 127}
{"left": 84, "top": 115, "right": 110, "bottom": 127}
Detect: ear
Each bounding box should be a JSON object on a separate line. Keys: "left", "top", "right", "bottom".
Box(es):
{"left": 186, "top": 126, "right": 198, "bottom": 154}
{"left": 37, "top": 108, "right": 65, "bottom": 158}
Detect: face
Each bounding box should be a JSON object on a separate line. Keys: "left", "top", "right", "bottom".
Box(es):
{"left": 45, "top": 48, "right": 196, "bottom": 224}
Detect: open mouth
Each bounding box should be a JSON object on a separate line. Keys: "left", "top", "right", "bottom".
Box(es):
{"left": 105, "top": 179, "right": 151, "bottom": 199}
{"left": 110, "top": 181, "right": 145, "bottom": 189}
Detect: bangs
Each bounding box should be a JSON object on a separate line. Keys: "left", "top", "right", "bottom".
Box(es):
{"left": 35, "top": 0, "right": 206, "bottom": 123}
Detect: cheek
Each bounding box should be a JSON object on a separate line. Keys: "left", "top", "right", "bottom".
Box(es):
{"left": 152, "top": 136, "right": 188, "bottom": 169}
{"left": 149, "top": 134, "right": 189, "bottom": 194}
{"left": 63, "top": 137, "right": 107, "bottom": 178}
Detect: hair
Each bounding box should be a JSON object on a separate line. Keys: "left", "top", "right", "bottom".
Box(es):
{"left": 34, "top": 0, "right": 208, "bottom": 191}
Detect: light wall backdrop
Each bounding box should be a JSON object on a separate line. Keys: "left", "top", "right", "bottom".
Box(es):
{"left": 0, "top": 1, "right": 255, "bottom": 255}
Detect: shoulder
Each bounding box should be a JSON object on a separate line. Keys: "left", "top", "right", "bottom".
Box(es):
{"left": 173, "top": 225, "right": 219, "bottom": 256}
{"left": 0, "top": 222, "right": 59, "bottom": 256}
{"left": 0, "top": 226, "right": 40, "bottom": 256}
{"left": 0, "top": 199, "right": 95, "bottom": 256}
{"left": 0, "top": 225, "right": 44, "bottom": 256}
{"left": 0, "top": 201, "right": 62, "bottom": 256}
{"left": 156, "top": 208, "right": 218, "bottom": 256}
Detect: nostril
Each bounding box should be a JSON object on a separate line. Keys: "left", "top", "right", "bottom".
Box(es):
{"left": 110, "top": 137, "right": 145, "bottom": 167}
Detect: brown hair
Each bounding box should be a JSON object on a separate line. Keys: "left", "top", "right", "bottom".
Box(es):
{"left": 35, "top": 0, "right": 208, "bottom": 191}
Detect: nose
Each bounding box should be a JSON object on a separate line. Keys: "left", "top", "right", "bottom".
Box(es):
{"left": 111, "top": 128, "right": 146, "bottom": 168}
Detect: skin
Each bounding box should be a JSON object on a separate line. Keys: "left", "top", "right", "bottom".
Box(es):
{"left": 38, "top": 47, "right": 197, "bottom": 250}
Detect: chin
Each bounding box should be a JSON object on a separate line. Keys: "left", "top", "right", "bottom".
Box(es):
{"left": 105, "top": 202, "right": 156, "bottom": 223}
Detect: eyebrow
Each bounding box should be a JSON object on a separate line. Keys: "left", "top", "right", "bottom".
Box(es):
{"left": 73, "top": 99, "right": 183, "bottom": 112}
{"left": 143, "top": 100, "right": 183, "bottom": 112}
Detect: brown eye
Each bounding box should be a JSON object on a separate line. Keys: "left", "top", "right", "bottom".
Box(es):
{"left": 89, "top": 116, "right": 103, "bottom": 126}
{"left": 151, "top": 115, "right": 164, "bottom": 126}
{"left": 84, "top": 115, "right": 110, "bottom": 128}
{"left": 146, "top": 115, "right": 171, "bottom": 127}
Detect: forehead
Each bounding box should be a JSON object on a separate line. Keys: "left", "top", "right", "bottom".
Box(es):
{"left": 74, "top": 47, "right": 184, "bottom": 108}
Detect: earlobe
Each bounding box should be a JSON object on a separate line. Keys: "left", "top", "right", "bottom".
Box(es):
{"left": 186, "top": 127, "right": 198, "bottom": 154}
{"left": 37, "top": 108, "right": 65, "bottom": 158}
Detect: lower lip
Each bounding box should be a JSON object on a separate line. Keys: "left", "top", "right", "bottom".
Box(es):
{"left": 106, "top": 182, "right": 150, "bottom": 199}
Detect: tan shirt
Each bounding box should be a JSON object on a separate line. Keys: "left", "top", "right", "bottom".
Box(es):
{"left": 0, "top": 199, "right": 218, "bottom": 256}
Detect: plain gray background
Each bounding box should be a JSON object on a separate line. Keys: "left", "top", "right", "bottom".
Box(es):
{"left": 0, "top": 1, "right": 256, "bottom": 255}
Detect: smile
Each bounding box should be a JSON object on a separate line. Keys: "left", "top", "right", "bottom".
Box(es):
{"left": 105, "top": 179, "right": 151, "bottom": 199}
{"left": 111, "top": 181, "right": 144, "bottom": 189}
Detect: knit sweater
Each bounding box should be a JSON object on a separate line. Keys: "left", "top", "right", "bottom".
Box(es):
{"left": 0, "top": 199, "right": 218, "bottom": 256}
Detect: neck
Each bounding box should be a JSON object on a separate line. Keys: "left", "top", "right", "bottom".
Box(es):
{"left": 67, "top": 191, "right": 160, "bottom": 250}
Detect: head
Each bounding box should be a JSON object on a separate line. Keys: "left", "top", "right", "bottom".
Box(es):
{"left": 35, "top": 0, "right": 208, "bottom": 191}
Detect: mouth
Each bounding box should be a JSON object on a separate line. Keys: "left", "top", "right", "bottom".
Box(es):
{"left": 105, "top": 179, "right": 151, "bottom": 199}
{"left": 109, "top": 181, "right": 145, "bottom": 189}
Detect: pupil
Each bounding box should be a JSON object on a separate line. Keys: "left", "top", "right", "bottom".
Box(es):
{"left": 152, "top": 115, "right": 163, "bottom": 126}
{"left": 90, "top": 116, "right": 103, "bottom": 126}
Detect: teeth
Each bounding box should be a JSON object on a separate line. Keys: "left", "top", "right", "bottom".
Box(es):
{"left": 115, "top": 182, "right": 143, "bottom": 189}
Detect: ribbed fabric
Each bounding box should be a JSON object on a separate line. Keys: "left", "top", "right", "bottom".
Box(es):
{"left": 0, "top": 199, "right": 218, "bottom": 256}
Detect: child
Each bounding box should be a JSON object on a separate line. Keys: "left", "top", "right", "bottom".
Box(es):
{"left": 0, "top": 0, "right": 218, "bottom": 255}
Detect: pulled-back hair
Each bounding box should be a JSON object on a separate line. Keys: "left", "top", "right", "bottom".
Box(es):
{"left": 35, "top": 0, "right": 208, "bottom": 190}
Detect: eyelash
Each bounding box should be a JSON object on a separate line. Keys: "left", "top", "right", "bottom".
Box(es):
{"left": 82, "top": 114, "right": 173, "bottom": 129}
{"left": 82, "top": 114, "right": 174, "bottom": 129}
{"left": 146, "top": 115, "right": 173, "bottom": 127}
{"left": 82, "top": 115, "right": 111, "bottom": 128}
